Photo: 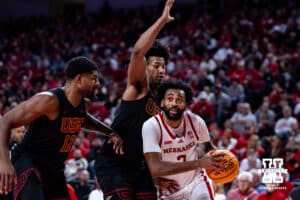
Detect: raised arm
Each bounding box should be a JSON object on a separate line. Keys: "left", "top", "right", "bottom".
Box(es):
{"left": 0, "top": 92, "right": 58, "bottom": 194}
{"left": 124, "top": 0, "right": 174, "bottom": 100}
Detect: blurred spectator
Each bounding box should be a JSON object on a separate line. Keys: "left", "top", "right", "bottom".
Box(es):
{"left": 209, "top": 83, "right": 231, "bottom": 126}
{"left": 67, "top": 137, "right": 88, "bottom": 160}
{"left": 284, "top": 147, "right": 300, "bottom": 181}
{"left": 190, "top": 91, "right": 215, "bottom": 124}
{"left": 72, "top": 170, "right": 93, "bottom": 200}
{"left": 231, "top": 103, "right": 257, "bottom": 133}
{"left": 274, "top": 105, "right": 298, "bottom": 137}
{"left": 228, "top": 75, "right": 245, "bottom": 109}
{"left": 226, "top": 171, "right": 259, "bottom": 200}
{"left": 289, "top": 186, "right": 300, "bottom": 200}
{"left": 86, "top": 137, "right": 104, "bottom": 179}
{"left": 213, "top": 183, "right": 226, "bottom": 200}
{"left": 249, "top": 169, "right": 266, "bottom": 194}
{"left": 255, "top": 101, "right": 275, "bottom": 125}
{"left": 65, "top": 149, "right": 88, "bottom": 179}
{"left": 262, "top": 135, "right": 286, "bottom": 159}
{"left": 240, "top": 148, "right": 262, "bottom": 172}
{"left": 217, "top": 128, "right": 238, "bottom": 155}
{"left": 268, "top": 82, "right": 283, "bottom": 109}
{"left": 257, "top": 183, "right": 285, "bottom": 200}
{"left": 199, "top": 53, "right": 217, "bottom": 73}
{"left": 257, "top": 113, "right": 275, "bottom": 139}
{"left": 9, "top": 125, "right": 25, "bottom": 152}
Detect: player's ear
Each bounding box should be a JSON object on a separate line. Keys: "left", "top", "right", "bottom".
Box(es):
{"left": 74, "top": 74, "right": 83, "bottom": 84}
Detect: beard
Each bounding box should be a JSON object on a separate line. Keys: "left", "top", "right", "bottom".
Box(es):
{"left": 161, "top": 106, "right": 184, "bottom": 121}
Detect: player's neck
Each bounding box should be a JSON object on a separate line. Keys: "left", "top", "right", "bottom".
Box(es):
{"left": 163, "top": 113, "right": 183, "bottom": 128}
{"left": 62, "top": 85, "right": 83, "bottom": 107}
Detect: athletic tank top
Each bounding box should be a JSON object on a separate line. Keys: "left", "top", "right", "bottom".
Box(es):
{"left": 154, "top": 111, "right": 201, "bottom": 187}
{"left": 12, "top": 88, "right": 86, "bottom": 162}
{"left": 97, "top": 92, "right": 159, "bottom": 170}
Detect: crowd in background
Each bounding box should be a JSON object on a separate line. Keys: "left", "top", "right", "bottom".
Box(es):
{"left": 1, "top": 0, "right": 300, "bottom": 199}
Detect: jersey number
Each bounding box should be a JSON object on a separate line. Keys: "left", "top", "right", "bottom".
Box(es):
{"left": 177, "top": 155, "right": 187, "bottom": 162}
{"left": 60, "top": 135, "right": 76, "bottom": 152}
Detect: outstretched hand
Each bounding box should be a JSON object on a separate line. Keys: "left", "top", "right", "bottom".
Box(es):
{"left": 161, "top": 0, "right": 175, "bottom": 23}
{"left": 107, "top": 133, "right": 124, "bottom": 155}
{"left": 0, "top": 160, "right": 15, "bottom": 195}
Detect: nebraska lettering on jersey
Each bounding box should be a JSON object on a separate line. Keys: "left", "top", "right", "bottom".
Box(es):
{"left": 145, "top": 98, "right": 160, "bottom": 116}
{"left": 60, "top": 117, "right": 85, "bottom": 133}
{"left": 163, "top": 141, "right": 196, "bottom": 154}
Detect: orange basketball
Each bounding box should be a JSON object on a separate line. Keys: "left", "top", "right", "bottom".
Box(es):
{"left": 205, "top": 149, "right": 239, "bottom": 184}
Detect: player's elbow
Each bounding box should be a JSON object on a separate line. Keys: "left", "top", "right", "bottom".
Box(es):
{"left": 131, "top": 47, "right": 145, "bottom": 58}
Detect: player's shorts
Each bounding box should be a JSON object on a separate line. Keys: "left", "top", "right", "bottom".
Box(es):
{"left": 12, "top": 153, "right": 69, "bottom": 200}
{"left": 96, "top": 167, "right": 156, "bottom": 200}
{"left": 158, "top": 171, "right": 214, "bottom": 200}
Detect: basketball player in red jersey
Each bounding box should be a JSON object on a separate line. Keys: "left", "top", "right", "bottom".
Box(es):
{"left": 142, "top": 80, "right": 226, "bottom": 200}
{"left": 0, "top": 57, "right": 123, "bottom": 199}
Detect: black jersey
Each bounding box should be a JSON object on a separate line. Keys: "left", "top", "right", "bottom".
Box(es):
{"left": 97, "top": 92, "right": 159, "bottom": 171}
{"left": 12, "top": 88, "right": 86, "bottom": 163}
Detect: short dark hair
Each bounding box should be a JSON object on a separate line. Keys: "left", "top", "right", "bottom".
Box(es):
{"left": 145, "top": 40, "right": 170, "bottom": 63}
{"left": 65, "top": 56, "right": 98, "bottom": 79}
{"left": 157, "top": 80, "right": 194, "bottom": 105}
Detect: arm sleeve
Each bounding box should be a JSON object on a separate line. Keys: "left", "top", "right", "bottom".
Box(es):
{"left": 142, "top": 118, "right": 162, "bottom": 153}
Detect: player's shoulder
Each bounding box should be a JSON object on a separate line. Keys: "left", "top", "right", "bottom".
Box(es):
{"left": 144, "top": 114, "right": 160, "bottom": 126}
{"left": 185, "top": 110, "right": 205, "bottom": 123}
{"left": 33, "top": 91, "right": 59, "bottom": 105}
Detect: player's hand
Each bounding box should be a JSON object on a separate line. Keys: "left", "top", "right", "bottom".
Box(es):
{"left": 161, "top": 0, "right": 175, "bottom": 23}
{"left": 198, "top": 151, "right": 226, "bottom": 171}
{"left": 0, "top": 160, "right": 16, "bottom": 195}
{"left": 107, "top": 133, "right": 124, "bottom": 155}
{"left": 154, "top": 177, "right": 180, "bottom": 194}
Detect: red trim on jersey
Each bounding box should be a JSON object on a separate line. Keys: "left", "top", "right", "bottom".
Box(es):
{"left": 159, "top": 112, "right": 186, "bottom": 140}
{"left": 186, "top": 114, "right": 199, "bottom": 141}
{"left": 203, "top": 174, "right": 214, "bottom": 200}
{"left": 154, "top": 116, "right": 163, "bottom": 146}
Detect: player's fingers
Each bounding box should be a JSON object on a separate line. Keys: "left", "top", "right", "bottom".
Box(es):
{"left": 3, "top": 174, "right": 9, "bottom": 194}
{"left": 213, "top": 156, "right": 227, "bottom": 163}
{"left": 167, "top": 0, "right": 174, "bottom": 7}
{"left": 0, "top": 174, "right": 4, "bottom": 194}
{"left": 113, "top": 141, "right": 123, "bottom": 155}
{"left": 115, "top": 143, "right": 124, "bottom": 155}
{"left": 169, "top": 185, "right": 179, "bottom": 193}
{"left": 8, "top": 174, "right": 15, "bottom": 193}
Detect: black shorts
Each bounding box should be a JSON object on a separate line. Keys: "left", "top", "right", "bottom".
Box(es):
{"left": 13, "top": 154, "right": 69, "bottom": 200}
{"left": 96, "top": 167, "right": 156, "bottom": 200}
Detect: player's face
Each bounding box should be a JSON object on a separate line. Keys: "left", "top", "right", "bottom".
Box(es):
{"left": 161, "top": 89, "right": 187, "bottom": 121}
{"left": 147, "top": 56, "right": 166, "bottom": 87}
{"left": 79, "top": 71, "right": 100, "bottom": 99}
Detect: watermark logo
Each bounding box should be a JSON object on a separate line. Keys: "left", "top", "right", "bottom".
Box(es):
{"left": 259, "top": 158, "right": 288, "bottom": 184}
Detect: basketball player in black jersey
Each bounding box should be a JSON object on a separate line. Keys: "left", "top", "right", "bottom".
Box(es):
{"left": 94, "top": 0, "right": 175, "bottom": 199}
{"left": 0, "top": 56, "right": 123, "bottom": 200}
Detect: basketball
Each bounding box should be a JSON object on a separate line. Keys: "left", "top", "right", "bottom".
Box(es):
{"left": 206, "top": 150, "right": 239, "bottom": 184}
